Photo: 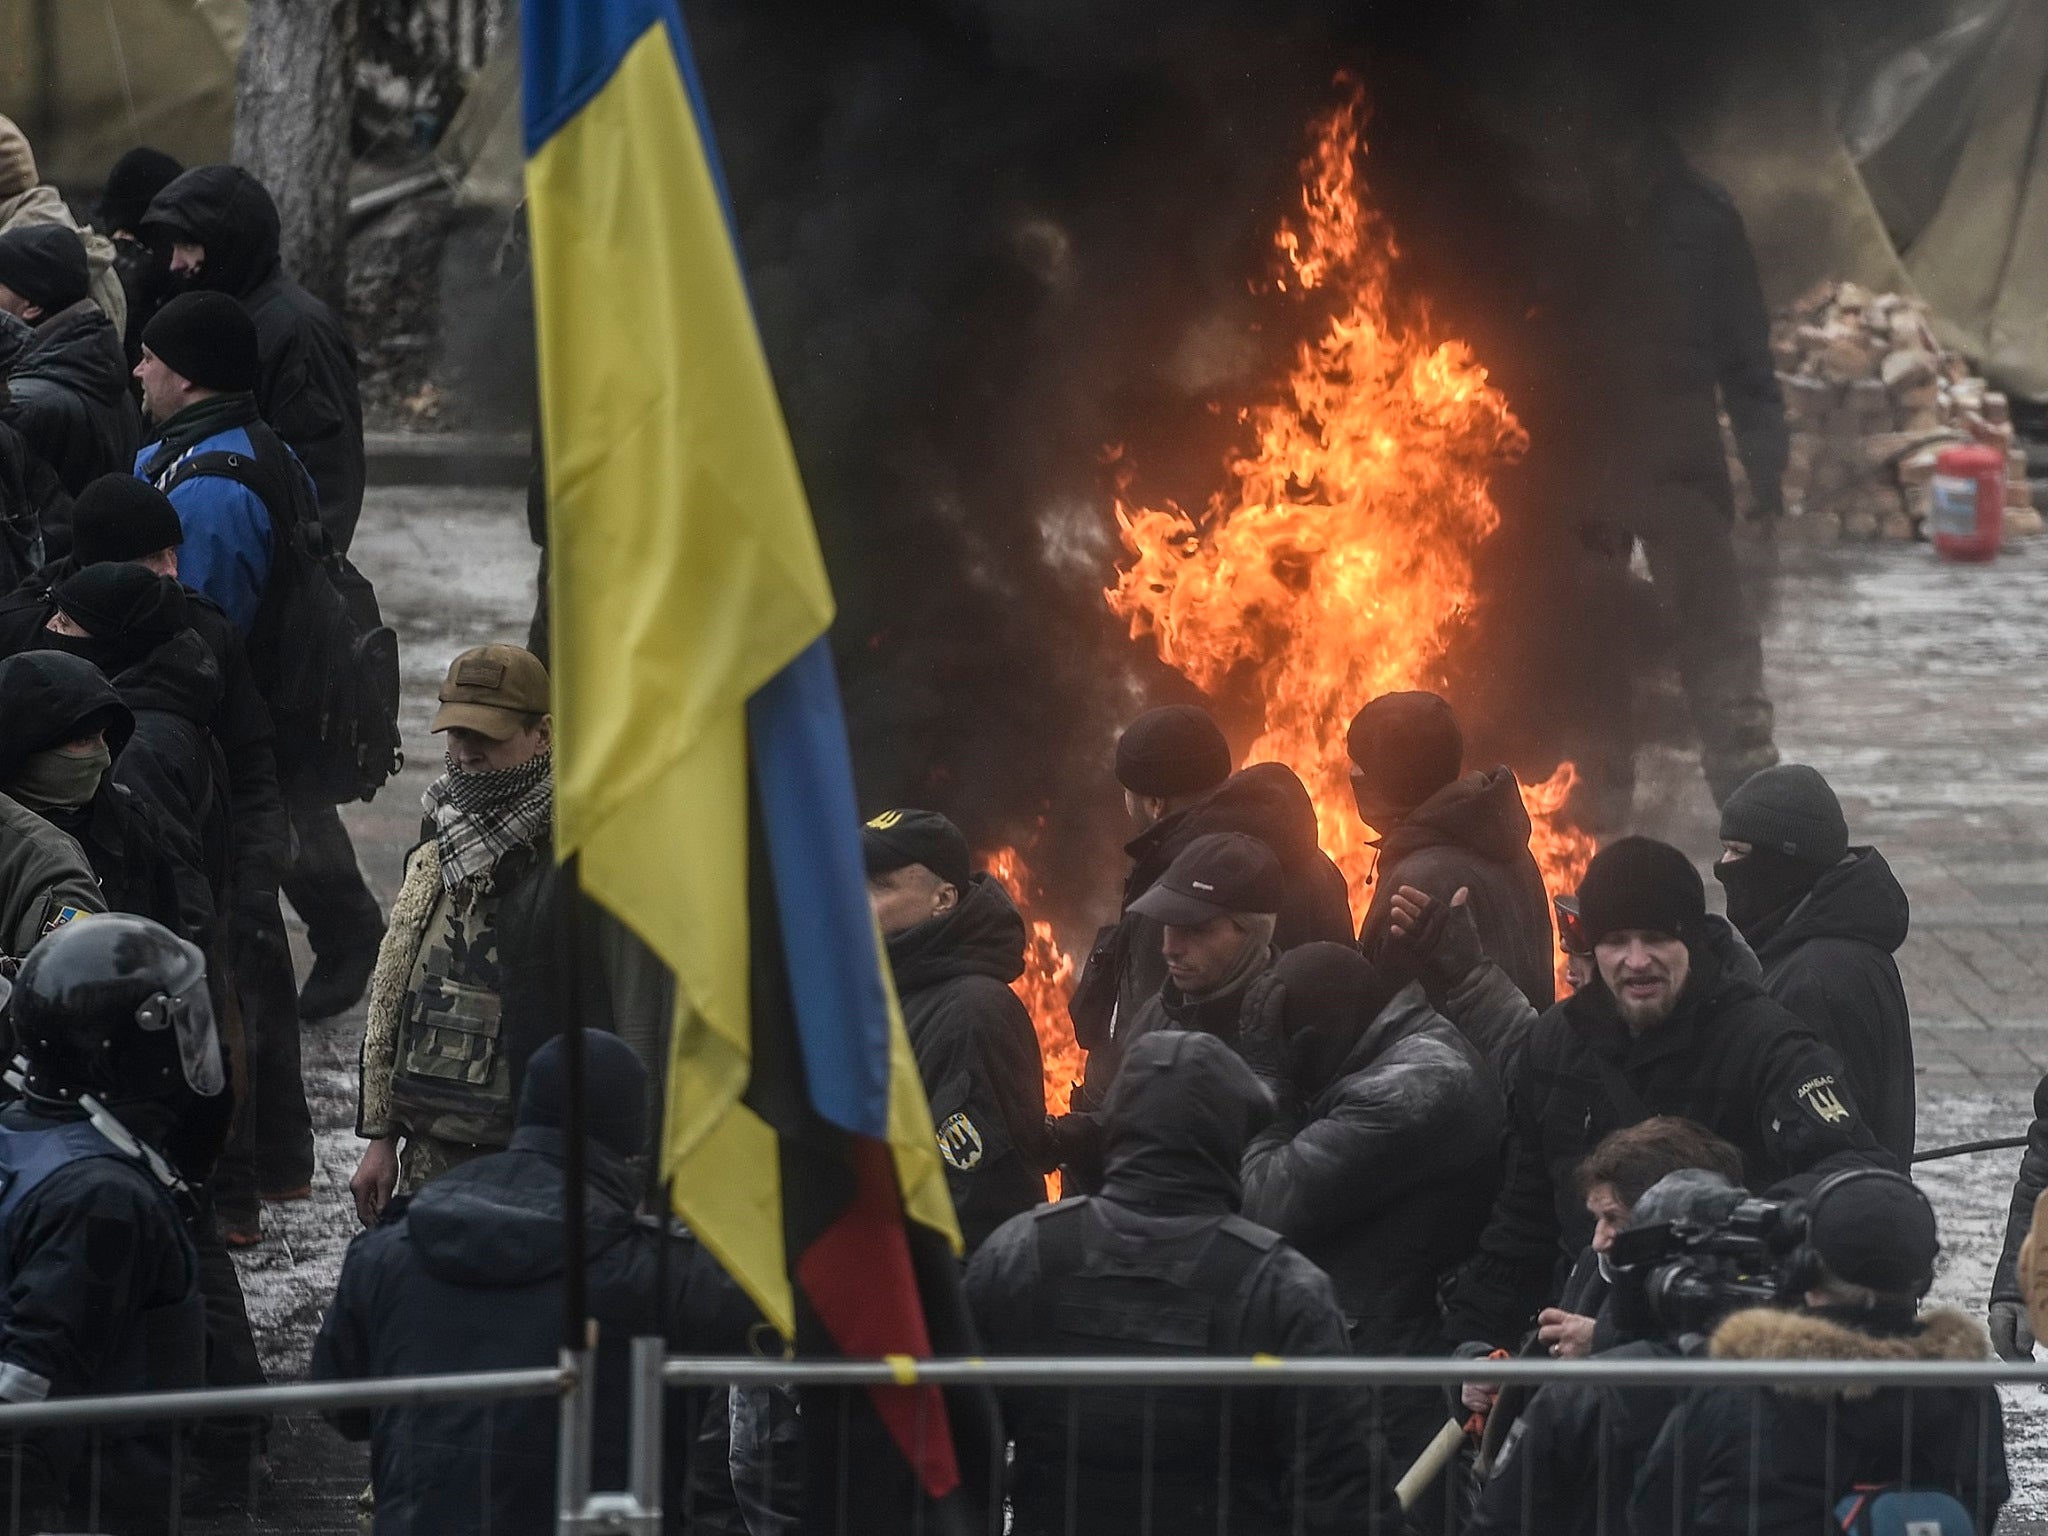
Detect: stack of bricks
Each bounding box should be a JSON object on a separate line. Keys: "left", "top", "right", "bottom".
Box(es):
{"left": 1726, "top": 281, "right": 2043, "bottom": 540}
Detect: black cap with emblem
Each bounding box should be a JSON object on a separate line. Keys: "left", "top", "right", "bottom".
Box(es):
{"left": 1129, "top": 831, "right": 1284, "bottom": 926}
{"left": 862, "top": 808, "right": 973, "bottom": 893}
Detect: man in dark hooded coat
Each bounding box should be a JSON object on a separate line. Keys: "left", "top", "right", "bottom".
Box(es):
{"left": 1348, "top": 692, "right": 1554, "bottom": 1010}
{"left": 1715, "top": 764, "right": 1914, "bottom": 1163}
{"left": 863, "top": 808, "right": 1048, "bottom": 1250}
{"left": 0, "top": 225, "right": 141, "bottom": 495}
{"left": 0, "top": 648, "right": 187, "bottom": 937}
{"left": 967, "top": 1029, "right": 1400, "bottom": 1536}
{"left": 138, "top": 165, "right": 363, "bottom": 551}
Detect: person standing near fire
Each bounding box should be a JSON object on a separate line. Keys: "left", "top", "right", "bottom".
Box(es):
{"left": 1348, "top": 691, "right": 1555, "bottom": 1010}
{"left": 1063, "top": 705, "right": 1352, "bottom": 1118}
{"left": 862, "top": 808, "right": 1048, "bottom": 1252}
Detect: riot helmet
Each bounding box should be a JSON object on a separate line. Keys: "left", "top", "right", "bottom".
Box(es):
{"left": 12, "top": 915, "right": 223, "bottom": 1106}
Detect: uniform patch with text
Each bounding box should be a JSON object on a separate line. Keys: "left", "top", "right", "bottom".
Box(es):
{"left": 1797, "top": 1075, "right": 1850, "bottom": 1125}
{"left": 937, "top": 1112, "right": 984, "bottom": 1170}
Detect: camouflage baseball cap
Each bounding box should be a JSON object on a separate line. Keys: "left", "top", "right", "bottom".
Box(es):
{"left": 431, "top": 644, "right": 550, "bottom": 740}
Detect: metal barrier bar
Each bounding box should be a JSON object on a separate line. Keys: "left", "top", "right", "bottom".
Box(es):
{"left": 663, "top": 1354, "right": 2048, "bottom": 1389}
{"left": 0, "top": 1364, "right": 568, "bottom": 1430}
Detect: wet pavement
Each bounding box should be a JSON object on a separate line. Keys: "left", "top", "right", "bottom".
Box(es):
{"left": 226, "top": 492, "right": 2048, "bottom": 1528}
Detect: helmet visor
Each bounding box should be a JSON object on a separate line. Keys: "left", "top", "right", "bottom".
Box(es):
{"left": 134, "top": 978, "right": 224, "bottom": 1099}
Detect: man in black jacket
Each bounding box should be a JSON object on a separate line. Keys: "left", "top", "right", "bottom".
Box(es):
{"left": 966, "top": 1029, "right": 1400, "bottom": 1536}
{"left": 1348, "top": 691, "right": 1554, "bottom": 1009}
{"left": 864, "top": 808, "right": 1047, "bottom": 1251}
{"left": 314, "top": 1031, "right": 752, "bottom": 1536}
{"left": 1234, "top": 942, "right": 1502, "bottom": 1497}
{"left": 0, "top": 649, "right": 188, "bottom": 937}
{"left": 1066, "top": 705, "right": 1352, "bottom": 1114}
{"left": 139, "top": 165, "right": 364, "bottom": 552}
{"left": 1633, "top": 1170, "right": 2006, "bottom": 1536}
{"left": 1716, "top": 763, "right": 1915, "bottom": 1163}
{"left": 93, "top": 147, "right": 184, "bottom": 367}
{"left": 0, "top": 225, "right": 141, "bottom": 495}
{"left": 1440, "top": 836, "right": 1887, "bottom": 1353}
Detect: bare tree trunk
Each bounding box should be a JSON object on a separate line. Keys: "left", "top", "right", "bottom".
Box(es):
{"left": 233, "top": 0, "right": 358, "bottom": 309}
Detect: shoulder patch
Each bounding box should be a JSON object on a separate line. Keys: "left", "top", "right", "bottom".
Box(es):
{"left": 40, "top": 903, "right": 87, "bottom": 937}
{"left": 1796, "top": 1074, "right": 1850, "bottom": 1126}
{"left": 936, "top": 1111, "right": 984, "bottom": 1171}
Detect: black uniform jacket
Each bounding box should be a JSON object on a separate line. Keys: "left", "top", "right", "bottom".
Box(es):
{"left": 1751, "top": 847, "right": 1915, "bottom": 1164}
{"left": 1442, "top": 946, "right": 1887, "bottom": 1348}
{"left": 1, "top": 300, "right": 141, "bottom": 496}
{"left": 1359, "top": 766, "right": 1556, "bottom": 1011}
{"left": 887, "top": 872, "right": 1048, "bottom": 1252}
{"left": 312, "top": 1128, "right": 753, "bottom": 1536}
{"left": 1239, "top": 981, "right": 1503, "bottom": 1355}
{"left": 966, "top": 1031, "right": 1399, "bottom": 1536}
{"left": 1069, "top": 762, "right": 1353, "bottom": 1103}
{"left": 141, "top": 167, "right": 365, "bottom": 549}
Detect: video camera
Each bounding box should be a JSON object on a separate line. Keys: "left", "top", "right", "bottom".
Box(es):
{"left": 1605, "top": 1194, "right": 1804, "bottom": 1341}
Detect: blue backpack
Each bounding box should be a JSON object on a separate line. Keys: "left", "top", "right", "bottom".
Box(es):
{"left": 1834, "top": 1486, "right": 1977, "bottom": 1536}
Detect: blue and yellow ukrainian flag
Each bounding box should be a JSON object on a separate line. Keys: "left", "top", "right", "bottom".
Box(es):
{"left": 523, "top": 0, "right": 974, "bottom": 1506}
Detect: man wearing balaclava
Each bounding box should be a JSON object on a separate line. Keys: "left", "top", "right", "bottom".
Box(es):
{"left": 1716, "top": 764, "right": 1914, "bottom": 1164}
{"left": 349, "top": 645, "right": 660, "bottom": 1227}
{"left": 0, "top": 649, "right": 188, "bottom": 936}
{"left": 1440, "top": 835, "right": 1887, "bottom": 1356}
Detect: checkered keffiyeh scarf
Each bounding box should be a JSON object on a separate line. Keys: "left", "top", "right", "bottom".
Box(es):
{"left": 421, "top": 751, "right": 554, "bottom": 890}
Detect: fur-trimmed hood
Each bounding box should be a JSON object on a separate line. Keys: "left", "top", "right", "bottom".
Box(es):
{"left": 1711, "top": 1305, "right": 1988, "bottom": 1397}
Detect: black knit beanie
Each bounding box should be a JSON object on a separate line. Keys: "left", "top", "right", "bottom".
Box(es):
{"left": 1575, "top": 836, "right": 1706, "bottom": 946}
{"left": 53, "top": 563, "right": 188, "bottom": 642}
{"left": 98, "top": 147, "right": 185, "bottom": 236}
{"left": 1345, "top": 691, "right": 1463, "bottom": 812}
{"left": 1718, "top": 764, "right": 1848, "bottom": 867}
{"left": 140, "top": 290, "right": 259, "bottom": 392}
{"left": 517, "top": 1031, "right": 649, "bottom": 1158}
{"left": 69, "top": 476, "right": 185, "bottom": 566}
{"left": 1115, "top": 705, "right": 1232, "bottom": 798}
{"left": 0, "top": 225, "right": 88, "bottom": 314}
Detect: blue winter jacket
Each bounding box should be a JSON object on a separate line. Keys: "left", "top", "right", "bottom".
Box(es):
{"left": 133, "top": 403, "right": 310, "bottom": 634}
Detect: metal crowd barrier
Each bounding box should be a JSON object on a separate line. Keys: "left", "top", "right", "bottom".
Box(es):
{"left": 0, "top": 1351, "right": 2033, "bottom": 1533}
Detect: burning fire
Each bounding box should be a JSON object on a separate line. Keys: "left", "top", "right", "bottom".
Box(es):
{"left": 988, "top": 78, "right": 1596, "bottom": 1162}
{"left": 984, "top": 848, "right": 1083, "bottom": 1198}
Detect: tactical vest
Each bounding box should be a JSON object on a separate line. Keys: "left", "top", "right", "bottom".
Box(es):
{"left": 388, "top": 872, "right": 517, "bottom": 1147}
{"left": 1009, "top": 1199, "right": 1285, "bottom": 1536}
{"left": 0, "top": 1121, "right": 203, "bottom": 1401}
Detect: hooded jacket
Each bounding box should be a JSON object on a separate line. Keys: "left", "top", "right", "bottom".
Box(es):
{"left": 886, "top": 872, "right": 1047, "bottom": 1251}
{"left": 966, "top": 1032, "right": 1399, "bottom": 1536}
{"left": 1748, "top": 848, "right": 1914, "bottom": 1164}
{"left": 139, "top": 168, "right": 364, "bottom": 549}
{"left": 0, "top": 578, "right": 284, "bottom": 915}
{"left": 1359, "top": 766, "right": 1556, "bottom": 1011}
{"left": 1069, "top": 762, "right": 1353, "bottom": 1109}
{"left": 1238, "top": 981, "right": 1503, "bottom": 1357}
{"left": 1, "top": 300, "right": 141, "bottom": 496}
{"left": 0, "top": 650, "right": 189, "bottom": 938}
{"left": 105, "top": 628, "right": 231, "bottom": 945}
{"left": 0, "top": 184, "right": 126, "bottom": 336}
{"left": 1441, "top": 945, "right": 1887, "bottom": 1350}
{"left": 1632, "top": 1306, "right": 2007, "bottom": 1536}
{"left": 311, "top": 1127, "right": 752, "bottom": 1535}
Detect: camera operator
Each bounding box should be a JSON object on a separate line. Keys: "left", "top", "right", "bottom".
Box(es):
{"left": 1467, "top": 1169, "right": 1747, "bottom": 1536}
{"left": 1632, "top": 1170, "right": 2007, "bottom": 1536}
{"left": 1433, "top": 836, "right": 1887, "bottom": 1355}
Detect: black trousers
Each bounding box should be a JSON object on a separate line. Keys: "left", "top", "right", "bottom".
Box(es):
{"left": 214, "top": 900, "right": 315, "bottom": 1199}
{"left": 281, "top": 780, "right": 382, "bottom": 958}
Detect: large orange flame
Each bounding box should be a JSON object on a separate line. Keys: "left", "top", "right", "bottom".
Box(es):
{"left": 990, "top": 79, "right": 1594, "bottom": 1160}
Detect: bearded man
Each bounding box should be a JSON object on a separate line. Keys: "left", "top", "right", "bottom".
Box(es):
{"left": 1440, "top": 835, "right": 1888, "bottom": 1353}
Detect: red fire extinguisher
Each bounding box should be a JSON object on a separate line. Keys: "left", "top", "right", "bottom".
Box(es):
{"left": 1930, "top": 443, "right": 2004, "bottom": 562}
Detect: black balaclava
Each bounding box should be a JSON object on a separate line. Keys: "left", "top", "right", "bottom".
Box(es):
{"left": 1714, "top": 848, "right": 1824, "bottom": 947}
